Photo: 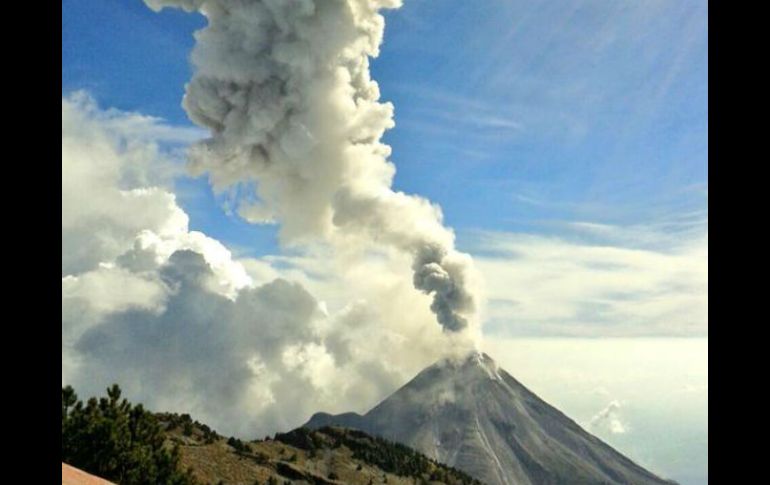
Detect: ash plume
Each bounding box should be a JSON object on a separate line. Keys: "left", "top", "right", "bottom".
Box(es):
{"left": 145, "top": 0, "right": 479, "bottom": 334}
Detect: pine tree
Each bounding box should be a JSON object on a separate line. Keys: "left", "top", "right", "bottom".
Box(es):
{"left": 61, "top": 384, "right": 199, "bottom": 485}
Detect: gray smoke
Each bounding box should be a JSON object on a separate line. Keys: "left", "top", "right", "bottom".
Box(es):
{"left": 61, "top": 92, "right": 448, "bottom": 437}
{"left": 145, "top": 0, "right": 479, "bottom": 333}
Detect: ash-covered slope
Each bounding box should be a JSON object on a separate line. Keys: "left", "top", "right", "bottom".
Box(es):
{"left": 306, "top": 352, "right": 675, "bottom": 485}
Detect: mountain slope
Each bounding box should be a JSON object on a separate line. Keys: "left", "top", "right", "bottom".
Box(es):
{"left": 159, "top": 413, "right": 483, "bottom": 485}
{"left": 63, "top": 384, "right": 479, "bottom": 485}
{"left": 306, "top": 352, "right": 675, "bottom": 485}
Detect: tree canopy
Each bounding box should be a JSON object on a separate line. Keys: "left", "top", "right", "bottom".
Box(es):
{"left": 61, "top": 384, "right": 198, "bottom": 485}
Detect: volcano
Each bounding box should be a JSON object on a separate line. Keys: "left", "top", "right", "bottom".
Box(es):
{"left": 305, "top": 352, "right": 675, "bottom": 485}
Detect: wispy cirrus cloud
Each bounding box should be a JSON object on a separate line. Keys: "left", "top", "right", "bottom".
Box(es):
{"left": 390, "top": 86, "right": 526, "bottom": 143}
{"left": 64, "top": 90, "right": 206, "bottom": 145}
{"left": 465, "top": 219, "right": 707, "bottom": 337}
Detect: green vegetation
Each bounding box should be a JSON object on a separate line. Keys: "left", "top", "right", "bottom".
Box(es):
{"left": 63, "top": 384, "right": 486, "bottom": 485}
{"left": 61, "top": 384, "right": 199, "bottom": 485}
{"left": 227, "top": 436, "right": 251, "bottom": 453}
{"left": 158, "top": 411, "right": 220, "bottom": 445}
{"left": 274, "top": 427, "right": 483, "bottom": 485}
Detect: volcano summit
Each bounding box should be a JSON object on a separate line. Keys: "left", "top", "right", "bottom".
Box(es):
{"left": 306, "top": 352, "right": 675, "bottom": 485}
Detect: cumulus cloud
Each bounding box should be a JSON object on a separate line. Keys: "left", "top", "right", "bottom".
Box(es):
{"left": 62, "top": 93, "right": 471, "bottom": 437}
{"left": 590, "top": 400, "right": 628, "bottom": 435}
{"left": 75, "top": 250, "right": 329, "bottom": 434}
{"left": 143, "top": 0, "right": 480, "bottom": 338}
{"left": 469, "top": 221, "right": 707, "bottom": 337}
{"left": 63, "top": 93, "right": 184, "bottom": 276}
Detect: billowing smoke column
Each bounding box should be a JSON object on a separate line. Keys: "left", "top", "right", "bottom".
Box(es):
{"left": 145, "top": 0, "right": 477, "bottom": 333}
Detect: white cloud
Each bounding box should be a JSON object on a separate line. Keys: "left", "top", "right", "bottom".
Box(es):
{"left": 61, "top": 93, "right": 473, "bottom": 437}
{"left": 62, "top": 92, "right": 251, "bottom": 289}
{"left": 468, "top": 222, "right": 707, "bottom": 337}
{"left": 62, "top": 264, "right": 166, "bottom": 316}
{"left": 62, "top": 92, "right": 191, "bottom": 276}
{"left": 590, "top": 400, "right": 628, "bottom": 435}
{"left": 64, "top": 90, "right": 206, "bottom": 145}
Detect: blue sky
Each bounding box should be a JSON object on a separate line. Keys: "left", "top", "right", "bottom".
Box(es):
{"left": 63, "top": 0, "right": 708, "bottom": 257}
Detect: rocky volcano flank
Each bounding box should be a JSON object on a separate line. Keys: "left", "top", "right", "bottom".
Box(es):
{"left": 306, "top": 352, "right": 675, "bottom": 485}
